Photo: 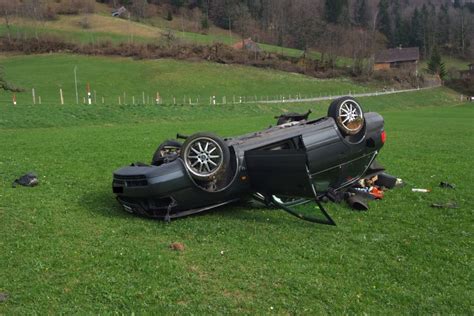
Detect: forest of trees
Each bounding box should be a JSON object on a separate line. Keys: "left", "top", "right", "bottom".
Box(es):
{"left": 101, "top": 0, "right": 474, "bottom": 60}
{"left": 1, "top": 0, "right": 474, "bottom": 60}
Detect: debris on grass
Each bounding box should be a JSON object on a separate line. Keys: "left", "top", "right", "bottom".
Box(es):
{"left": 395, "top": 178, "right": 404, "bottom": 187}
{"left": 412, "top": 188, "right": 431, "bottom": 193}
{"left": 346, "top": 194, "right": 369, "bottom": 211}
{"left": 431, "top": 202, "right": 459, "bottom": 209}
{"left": 169, "top": 242, "right": 185, "bottom": 251}
{"left": 0, "top": 292, "right": 8, "bottom": 303}
{"left": 440, "top": 182, "right": 456, "bottom": 189}
{"left": 12, "top": 172, "right": 39, "bottom": 188}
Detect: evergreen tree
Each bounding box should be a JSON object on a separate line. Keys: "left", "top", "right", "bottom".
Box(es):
{"left": 325, "top": 0, "right": 347, "bottom": 24}
{"left": 377, "top": 0, "right": 392, "bottom": 45}
{"left": 392, "top": 0, "right": 403, "bottom": 47}
{"left": 409, "top": 8, "right": 423, "bottom": 48}
{"left": 420, "top": 4, "right": 430, "bottom": 56}
{"left": 427, "top": 46, "right": 447, "bottom": 79}
{"left": 171, "top": 0, "right": 184, "bottom": 8}
{"left": 354, "top": 0, "right": 369, "bottom": 27}
{"left": 438, "top": 4, "right": 451, "bottom": 45}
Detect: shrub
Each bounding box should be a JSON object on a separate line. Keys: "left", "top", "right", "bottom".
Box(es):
{"left": 78, "top": 16, "right": 91, "bottom": 29}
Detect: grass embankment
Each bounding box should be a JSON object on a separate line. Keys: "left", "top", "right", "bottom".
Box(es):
{"left": 0, "top": 87, "right": 472, "bottom": 313}
{"left": 0, "top": 54, "right": 372, "bottom": 106}
{"left": 0, "top": 15, "right": 159, "bottom": 44}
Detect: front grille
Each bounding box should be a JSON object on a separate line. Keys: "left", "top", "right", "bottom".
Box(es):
{"left": 114, "top": 174, "right": 146, "bottom": 180}
{"left": 128, "top": 180, "right": 148, "bottom": 187}
{"left": 113, "top": 174, "right": 148, "bottom": 188}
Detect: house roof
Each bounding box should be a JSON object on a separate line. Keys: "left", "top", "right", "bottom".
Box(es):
{"left": 375, "top": 47, "right": 420, "bottom": 63}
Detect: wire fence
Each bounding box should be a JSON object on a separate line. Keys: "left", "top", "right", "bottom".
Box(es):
{"left": 0, "top": 85, "right": 445, "bottom": 107}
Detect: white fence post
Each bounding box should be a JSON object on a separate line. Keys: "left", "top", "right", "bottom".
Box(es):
{"left": 60, "top": 88, "right": 64, "bottom": 105}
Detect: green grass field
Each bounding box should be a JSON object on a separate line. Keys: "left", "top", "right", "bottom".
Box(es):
{"left": 0, "top": 54, "right": 373, "bottom": 106}
{"left": 0, "top": 87, "right": 472, "bottom": 314}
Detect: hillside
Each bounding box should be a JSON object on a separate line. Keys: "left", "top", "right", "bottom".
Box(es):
{"left": 0, "top": 13, "right": 341, "bottom": 63}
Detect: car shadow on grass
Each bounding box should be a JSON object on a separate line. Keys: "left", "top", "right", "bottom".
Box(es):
{"left": 79, "top": 191, "right": 303, "bottom": 226}
{"left": 79, "top": 190, "right": 135, "bottom": 220}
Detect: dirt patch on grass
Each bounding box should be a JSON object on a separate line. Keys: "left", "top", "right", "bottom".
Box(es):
{"left": 169, "top": 242, "right": 185, "bottom": 251}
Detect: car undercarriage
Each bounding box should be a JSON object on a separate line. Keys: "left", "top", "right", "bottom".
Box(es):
{"left": 113, "top": 97, "right": 388, "bottom": 225}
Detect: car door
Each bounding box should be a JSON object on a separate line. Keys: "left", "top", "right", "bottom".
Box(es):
{"left": 244, "top": 137, "right": 314, "bottom": 197}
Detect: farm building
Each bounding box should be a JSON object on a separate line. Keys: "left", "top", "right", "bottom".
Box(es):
{"left": 232, "top": 38, "right": 262, "bottom": 53}
{"left": 374, "top": 47, "right": 420, "bottom": 71}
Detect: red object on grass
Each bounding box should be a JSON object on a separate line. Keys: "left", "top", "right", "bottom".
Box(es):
{"left": 370, "top": 187, "right": 384, "bottom": 199}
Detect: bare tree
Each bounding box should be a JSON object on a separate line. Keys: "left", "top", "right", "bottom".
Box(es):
{"left": 131, "top": 0, "right": 149, "bottom": 20}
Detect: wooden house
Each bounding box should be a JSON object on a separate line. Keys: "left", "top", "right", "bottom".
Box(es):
{"left": 374, "top": 47, "right": 420, "bottom": 71}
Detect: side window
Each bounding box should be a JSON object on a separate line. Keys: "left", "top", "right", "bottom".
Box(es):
{"left": 264, "top": 140, "right": 293, "bottom": 151}
{"left": 260, "top": 137, "right": 303, "bottom": 151}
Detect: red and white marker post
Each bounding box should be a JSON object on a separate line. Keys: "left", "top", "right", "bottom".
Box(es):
{"left": 87, "top": 83, "right": 92, "bottom": 105}
{"left": 155, "top": 92, "right": 161, "bottom": 105}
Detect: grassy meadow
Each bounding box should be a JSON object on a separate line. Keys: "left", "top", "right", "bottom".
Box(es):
{"left": 0, "top": 85, "right": 472, "bottom": 313}
{"left": 0, "top": 54, "right": 373, "bottom": 106}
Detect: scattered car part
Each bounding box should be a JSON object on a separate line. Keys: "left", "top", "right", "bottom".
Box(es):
{"left": 275, "top": 110, "right": 312, "bottom": 125}
{"left": 12, "top": 172, "right": 38, "bottom": 188}
{"left": 112, "top": 97, "right": 386, "bottom": 225}
{"left": 369, "top": 187, "right": 384, "bottom": 199}
{"left": 375, "top": 173, "right": 398, "bottom": 189}
{"left": 431, "top": 202, "right": 459, "bottom": 209}
{"left": 412, "top": 188, "right": 431, "bottom": 193}
{"left": 346, "top": 194, "right": 369, "bottom": 211}
{"left": 439, "top": 182, "right": 456, "bottom": 189}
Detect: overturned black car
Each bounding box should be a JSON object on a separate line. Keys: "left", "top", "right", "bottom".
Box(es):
{"left": 112, "top": 97, "right": 387, "bottom": 225}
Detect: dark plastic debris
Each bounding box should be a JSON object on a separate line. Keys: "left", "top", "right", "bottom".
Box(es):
{"left": 375, "top": 173, "right": 398, "bottom": 189}
{"left": 12, "top": 173, "right": 38, "bottom": 188}
{"left": 346, "top": 194, "right": 369, "bottom": 211}
{"left": 439, "top": 182, "right": 456, "bottom": 189}
{"left": 275, "top": 110, "right": 312, "bottom": 125}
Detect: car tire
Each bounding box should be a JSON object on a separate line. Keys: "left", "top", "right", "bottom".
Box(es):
{"left": 328, "top": 97, "right": 365, "bottom": 135}
{"left": 180, "top": 132, "right": 230, "bottom": 181}
{"left": 151, "top": 140, "right": 182, "bottom": 166}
